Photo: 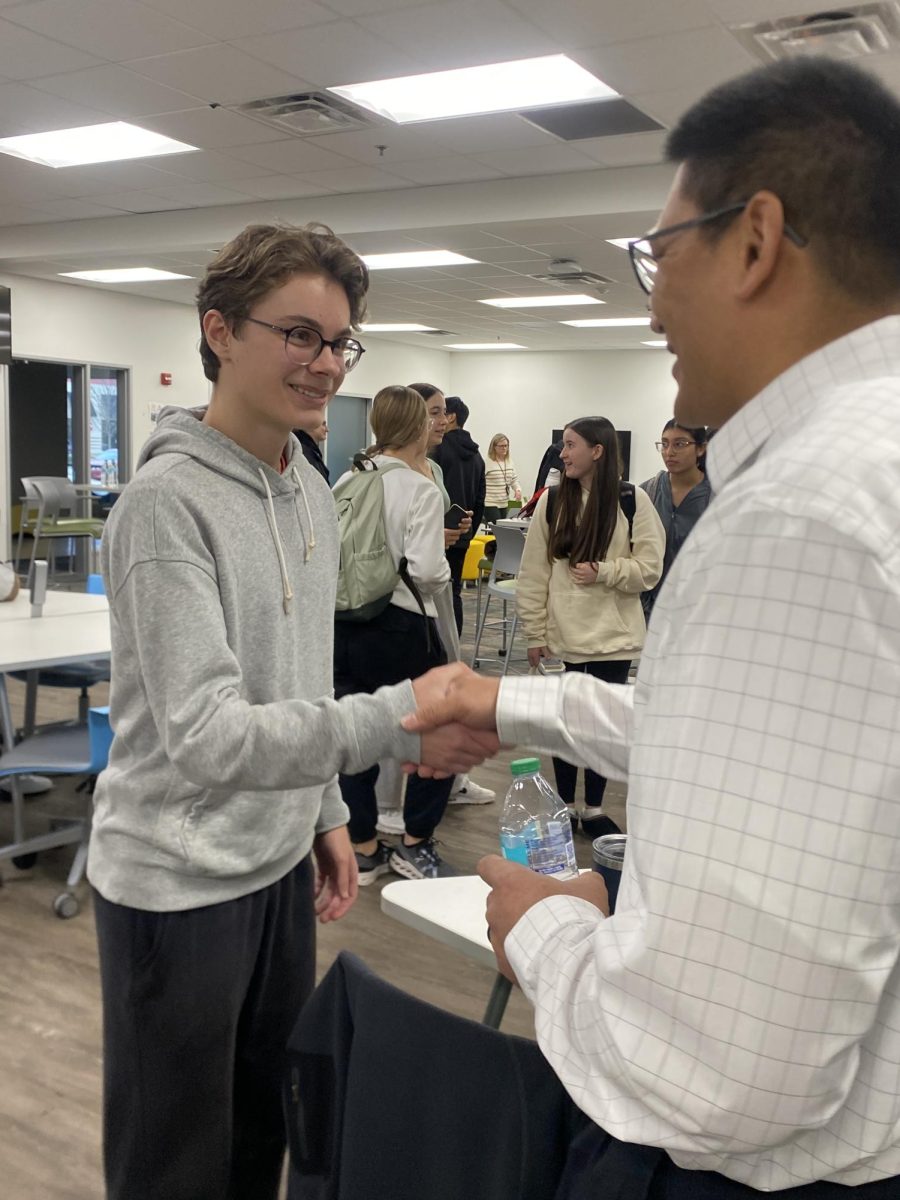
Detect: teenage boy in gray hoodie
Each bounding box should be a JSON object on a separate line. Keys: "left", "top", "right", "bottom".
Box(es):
{"left": 88, "top": 222, "right": 497, "bottom": 1200}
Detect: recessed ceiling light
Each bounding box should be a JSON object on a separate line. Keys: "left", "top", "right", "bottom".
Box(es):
{"left": 0, "top": 121, "right": 197, "bottom": 168}
{"left": 361, "top": 250, "right": 479, "bottom": 270}
{"left": 361, "top": 323, "right": 438, "bottom": 332}
{"left": 641, "top": 340, "right": 668, "bottom": 347}
{"left": 606, "top": 238, "right": 637, "bottom": 250}
{"left": 478, "top": 294, "right": 604, "bottom": 308}
{"left": 562, "top": 317, "right": 651, "bottom": 328}
{"left": 445, "top": 343, "right": 526, "bottom": 351}
{"left": 330, "top": 54, "right": 617, "bottom": 124}
{"left": 60, "top": 268, "right": 193, "bottom": 282}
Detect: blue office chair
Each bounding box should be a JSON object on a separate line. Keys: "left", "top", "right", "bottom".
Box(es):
{"left": 0, "top": 705, "right": 112, "bottom": 918}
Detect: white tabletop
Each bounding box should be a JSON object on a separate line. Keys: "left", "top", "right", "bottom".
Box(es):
{"left": 0, "top": 608, "right": 110, "bottom": 671}
{"left": 493, "top": 517, "right": 529, "bottom": 530}
{"left": 380, "top": 875, "right": 495, "bottom": 970}
{"left": 0, "top": 589, "right": 109, "bottom": 623}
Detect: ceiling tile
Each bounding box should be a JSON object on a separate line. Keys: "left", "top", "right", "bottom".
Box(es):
{"left": 31, "top": 196, "right": 128, "bottom": 218}
{"left": 126, "top": 44, "right": 312, "bottom": 107}
{"left": 0, "top": 80, "right": 109, "bottom": 134}
{"left": 32, "top": 64, "right": 204, "bottom": 117}
{"left": 435, "top": 113, "right": 562, "bottom": 155}
{"left": 704, "top": 0, "right": 806, "bottom": 21}
{"left": 225, "top": 137, "right": 356, "bottom": 173}
{"left": 145, "top": 180, "right": 260, "bottom": 205}
{"left": 324, "top": 0, "right": 444, "bottom": 14}
{"left": 296, "top": 164, "right": 413, "bottom": 192}
{"left": 46, "top": 160, "right": 181, "bottom": 197}
{"left": 506, "top": 0, "right": 714, "bottom": 50}
{"left": 578, "top": 27, "right": 757, "bottom": 97}
{"left": 231, "top": 174, "right": 336, "bottom": 199}
{"left": 147, "top": 148, "right": 278, "bottom": 184}
{"left": 92, "top": 190, "right": 195, "bottom": 212}
{"left": 234, "top": 21, "right": 417, "bottom": 88}
{"left": 472, "top": 142, "right": 597, "bottom": 176}
{"left": 357, "top": 0, "right": 557, "bottom": 70}
{"left": 138, "top": 106, "right": 287, "bottom": 148}
{"left": 310, "top": 123, "right": 454, "bottom": 165}
{"left": 390, "top": 156, "right": 505, "bottom": 185}
{"left": 0, "top": 17, "right": 104, "bottom": 78}
{"left": 137, "top": 0, "right": 336, "bottom": 39}
{"left": 574, "top": 130, "right": 669, "bottom": 167}
{"left": 4, "top": 0, "right": 216, "bottom": 60}
{"left": 629, "top": 85, "right": 709, "bottom": 129}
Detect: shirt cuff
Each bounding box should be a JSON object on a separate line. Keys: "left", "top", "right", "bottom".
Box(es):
{"left": 497, "top": 674, "right": 567, "bottom": 755}
{"left": 505, "top": 893, "right": 605, "bottom": 1002}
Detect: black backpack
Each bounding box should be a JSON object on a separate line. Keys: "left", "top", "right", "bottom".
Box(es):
{"left": 545, "top": 482, "right": 637, "bottom": 550}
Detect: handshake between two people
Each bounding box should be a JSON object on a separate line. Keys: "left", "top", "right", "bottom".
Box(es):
{"left": 401, "top": 662, "right": 503, "bottom": 778}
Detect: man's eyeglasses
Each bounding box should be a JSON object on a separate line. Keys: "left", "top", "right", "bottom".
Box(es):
{"left": 244, "top": 317, "right": 365, "bottom": 371}
{"left": 655, "top": 439, "right": 696, "bottom": 452}
{"left": 628, "top": 201, "right": 809, "bottom": 296}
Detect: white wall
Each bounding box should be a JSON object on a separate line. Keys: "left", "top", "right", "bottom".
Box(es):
{"left": 449, "top": 350, "right": 678, "bottom": 492}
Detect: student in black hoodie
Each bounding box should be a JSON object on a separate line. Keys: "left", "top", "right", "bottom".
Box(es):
{"left": 293, "top": 414, "right": 329, "bottom": 482}
{"left": 429, "top": 395, "right": 485, "bottom": 633}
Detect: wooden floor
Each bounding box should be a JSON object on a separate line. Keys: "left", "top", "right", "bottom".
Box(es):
{"left": 0, "top": 587, "right": 627, "bottom": 1200}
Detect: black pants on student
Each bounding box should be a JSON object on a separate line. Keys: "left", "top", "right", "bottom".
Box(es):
{"left": 552, "top": 659, "right": 632, "bottom": 808}
{"left": 445, "top": 544, "right": 467, "bottom": 634}
{"left": 334, "top": 604, "right": 453, "bottom": 841}
{"left": 93, "top": 857, "right": 315, "bottom": 1200}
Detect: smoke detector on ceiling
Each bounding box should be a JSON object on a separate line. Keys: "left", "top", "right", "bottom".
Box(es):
{"left": 231, "top": 91, "right": 381, "bottom": 136}
{"left": 732, "top": 3, "right": 900, "bottom": 62}
{"left": 529, "top": 259, "right": 615, "bottom": 296}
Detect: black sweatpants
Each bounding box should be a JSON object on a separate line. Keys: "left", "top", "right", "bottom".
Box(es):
{"left": 334, "top": 603, "right": 452, "bottom": 841}
{"left": 552, "top": 659, "right": 632, "bottom": 807}
{"left": 93, "top": 857, "right": 315, "bottom": 1200}
{"left": 445, "top": 544, "right": 467, "bottom": 634}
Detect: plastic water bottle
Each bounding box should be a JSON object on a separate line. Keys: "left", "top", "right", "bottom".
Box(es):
{"left": 500, "top": 757, "right": 578, "bottom": 879}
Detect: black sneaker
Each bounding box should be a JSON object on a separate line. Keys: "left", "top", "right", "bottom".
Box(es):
{"left": 389, "top": 838, "right": 460, "bottom": 880}
{"left": 580, "top": 808, "right": 622, "bottom": 841}
{"left": 355, "top": 841, "right": 393, "bottom": 887}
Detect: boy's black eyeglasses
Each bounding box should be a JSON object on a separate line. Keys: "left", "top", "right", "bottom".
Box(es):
{"left": 628, "top": 201, "right": 809, "bottom": 296}
{"left": 244, "top": 317, "right": 365, "bottom": 371}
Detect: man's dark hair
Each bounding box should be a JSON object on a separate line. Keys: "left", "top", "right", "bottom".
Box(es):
{"left": 445, "top": 396, "right": 469, "bottom": 427}
{"left": 666, "top": 57, "right": 900, "bottom": 302}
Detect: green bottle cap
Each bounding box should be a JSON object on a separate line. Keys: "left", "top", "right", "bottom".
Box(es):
{"left": 510, "top": 757, "right": 541, "bottom": 776}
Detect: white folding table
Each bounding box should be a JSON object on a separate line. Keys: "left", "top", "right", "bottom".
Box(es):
{"left": 380, "top": 875, "right": 513, "bottom": 1027}
{"left": 0, "top": 594, "right": 111, "bottom": 871}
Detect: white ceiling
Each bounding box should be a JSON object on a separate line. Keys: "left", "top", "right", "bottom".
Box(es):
{"left": 0, "top": 0, "right": 897, "bottom": 351}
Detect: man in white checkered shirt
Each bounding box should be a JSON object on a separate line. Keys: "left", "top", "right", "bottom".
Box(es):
{"left": 405, "top": 57, "right": 900, "bottom": 1198}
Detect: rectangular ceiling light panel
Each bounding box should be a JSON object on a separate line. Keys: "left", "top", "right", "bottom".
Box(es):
{"left": 330, "top": 55, "right": 617, "bottom": 124}
{"left": 445, "top": 342, "right": 525, "bottom": 350}
{"left": 563, "top": 317, "right": 651, "bottom": 327}
{"left": 479, "top": 294, "right": 604, "bottom": 308}
{"left": 361, "top": 250, "right": 478, "bottom": 269}
{"left": 61, "top": 268, "right": 192, "bottom": 282}
{"left": 0, "top": 122, "right": 197, "bottom": 168}
{"left": 361, "top": 323, "right": 438, "bottom": 332}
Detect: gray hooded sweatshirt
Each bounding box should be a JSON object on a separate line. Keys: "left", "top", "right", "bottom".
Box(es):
{"left": 87, "top": 406, "right": 419, "bottom": 911}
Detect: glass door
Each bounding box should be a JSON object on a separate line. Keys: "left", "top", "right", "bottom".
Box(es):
{"left": 89, "top": 365, "right": 128, "bottom": 487}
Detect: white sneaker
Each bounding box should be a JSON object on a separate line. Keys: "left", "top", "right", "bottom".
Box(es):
{"left": 448, "top": 776, "right": 495, "bottom": 806}
{"left": 376, "top": 808, "right": 405, "bottom": 836}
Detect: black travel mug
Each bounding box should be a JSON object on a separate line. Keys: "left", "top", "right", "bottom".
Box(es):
{"left": 591, "top": 834, "right": 627, "bottom": 914}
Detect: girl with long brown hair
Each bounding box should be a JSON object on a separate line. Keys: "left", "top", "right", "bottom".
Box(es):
{"left": 517, "top": 415, "right": 665, "bottom": 838}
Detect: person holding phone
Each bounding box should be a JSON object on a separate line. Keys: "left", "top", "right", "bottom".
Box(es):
{"left": 516, "top": 416, "right": 664, "bottom": 838}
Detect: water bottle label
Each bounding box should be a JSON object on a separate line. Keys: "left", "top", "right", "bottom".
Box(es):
{"left": 524, "top": 819, "right": 577, "bottom": 877}
{"left": 500, "top": 833, "right": 529, "bottom": 866}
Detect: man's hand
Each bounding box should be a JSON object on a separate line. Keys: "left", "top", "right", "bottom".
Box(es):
{"left": 412, "top": 723, "right": 500, "bottom": 777}
{"left": 404, "top": 663, "right": 501, "bottom": 734}
{"left": 313, "top": 826, "right": 358, "bottom": 924}
{"left": 479, "top": 855, "right": 609, "bottom": 982}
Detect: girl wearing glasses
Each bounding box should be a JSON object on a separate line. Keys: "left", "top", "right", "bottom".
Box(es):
{"left": 517, "top": 416, "right": 665, "bottom": 839}
{"left": 640, "top": 419, "right": 712, "bottom": 620}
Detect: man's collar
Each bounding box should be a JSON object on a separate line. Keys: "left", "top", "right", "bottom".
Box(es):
{"left": 706, "top": 314, "right": 900, "bottom": 492}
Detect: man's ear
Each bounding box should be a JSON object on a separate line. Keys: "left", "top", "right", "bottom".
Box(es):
{"left": 202, "top": 309, "right": 234, "bottom": 365}
{"left": 734, "top": 190, "right": 789, "bottom": 302}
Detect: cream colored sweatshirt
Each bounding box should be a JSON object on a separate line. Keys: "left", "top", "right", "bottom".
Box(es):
{"left": 516, "top": 486, "right": 665, "bottom": 662}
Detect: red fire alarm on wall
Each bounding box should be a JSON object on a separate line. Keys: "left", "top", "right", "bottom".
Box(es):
{"left": 160, "top": 372, "right": 172, "bottom": 386}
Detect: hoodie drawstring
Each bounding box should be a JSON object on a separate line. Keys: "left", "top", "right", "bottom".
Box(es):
{"left": 258, "top": 468, "right": 295, "bottom": 615}
{"left": 292, "top": 465, "right": 316, "bottom": 560}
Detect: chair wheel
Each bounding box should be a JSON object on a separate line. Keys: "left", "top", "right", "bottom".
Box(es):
{"left": 53, "top": 892, "right": 79, "bottom": 919}
{"left": 12, "top": 852, "right": 37, "bottom": 869}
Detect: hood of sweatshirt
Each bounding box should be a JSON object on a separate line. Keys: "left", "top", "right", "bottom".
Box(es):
{"left": 445, "top": 429, "right": 480, "bottom": 459}
{"left": 139, "top": 405, "right": 318, "bottom": 614}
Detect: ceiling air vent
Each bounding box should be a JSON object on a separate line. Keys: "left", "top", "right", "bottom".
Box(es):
{"left": 732, "top": 3, "right": 900, "bottom": 62}
{"left": 529, "top": 259, "right": 616, "bottom": 296}
{"left": 233, "top": 91, "right": 380, "bottom": 136}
